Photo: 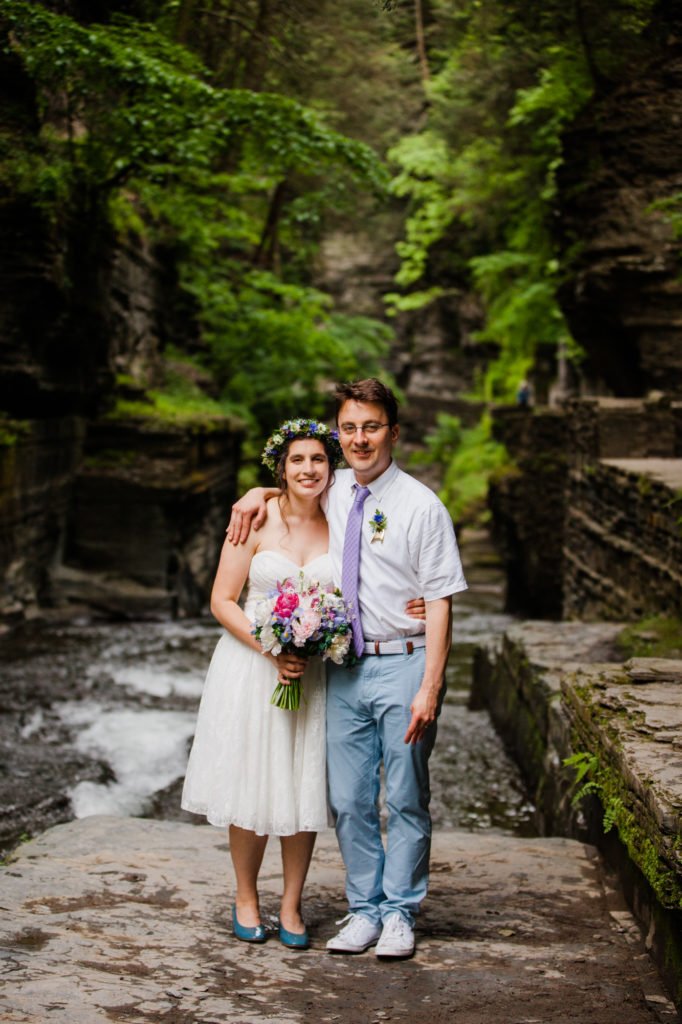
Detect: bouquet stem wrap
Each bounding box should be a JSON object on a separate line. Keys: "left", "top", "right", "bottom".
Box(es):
{"left": 270, "top": 677, "right": 303, "bottom": 711}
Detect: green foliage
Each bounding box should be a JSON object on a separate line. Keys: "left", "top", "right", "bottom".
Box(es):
{"left": 0, "top": 0, "right": 394, "bottom": 460}
{"left": 412, "top": 412, "right": 509, "bottom": 524}
{"left": 564, "top": 748, "right": 682, "bottom": 909}
{"left": 388, "top": 0, "right": 657, "bottom": 402}
{"left": 179, "top": 263, "right": 391, "bottom": 433}
{"left": 0, "top": 1, "right": 387, "bottom": 208}
{"left": 564, "top": 750, "right": 601, "bottom": 805}
{"left": 650, "top": 193, "right": 682, "bottom": 241}
{"left": 106, "top": 359, "right": 243, "bottom": 429}
{"left": 410, "top": 411, "right": 463, "bottom": 466}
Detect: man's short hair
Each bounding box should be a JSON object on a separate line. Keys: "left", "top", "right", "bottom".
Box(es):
{"left": 334, "top": 378, "right": 399, "bottom": 428}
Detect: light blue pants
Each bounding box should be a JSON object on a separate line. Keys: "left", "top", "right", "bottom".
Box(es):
{"left": 326, "top": 648, "right": 439, "bottom": 927}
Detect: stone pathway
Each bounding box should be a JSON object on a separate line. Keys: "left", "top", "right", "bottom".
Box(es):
{"left": 1, "top": 817, "right": 678, "bottom": 1023}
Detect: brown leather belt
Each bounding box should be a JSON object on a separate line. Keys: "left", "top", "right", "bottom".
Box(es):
{"left": 362, "top": 636, "right": 427, "bottom": 656}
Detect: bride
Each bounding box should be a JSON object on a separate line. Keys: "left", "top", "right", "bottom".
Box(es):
{"left": 181, "top": 418, "right": 423, "bottom": 950}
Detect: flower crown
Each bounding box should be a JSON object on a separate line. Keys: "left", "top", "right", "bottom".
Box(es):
{"left": 261, "top": 418, "right": 344, "bottom": 475}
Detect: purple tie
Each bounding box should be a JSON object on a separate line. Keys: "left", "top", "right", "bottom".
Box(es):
{"left": 341, "top": 484, "right": 371, "bottom": 658}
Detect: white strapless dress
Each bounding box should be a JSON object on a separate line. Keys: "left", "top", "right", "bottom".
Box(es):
{"left": 181, "top": 550, "right": 331, "bottom": 835}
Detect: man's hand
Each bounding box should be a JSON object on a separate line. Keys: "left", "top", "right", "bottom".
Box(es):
{"left": 404, "top": 686, "right": 439, "bottom": 745}
{"left": 226, "top": 488, "right": 272, "bottom": 545}
{"left": 403, "top": 595, "right": 451, "bottom": 745}
{"left": 405, "top": 597, "right": 426, "bottom": 620}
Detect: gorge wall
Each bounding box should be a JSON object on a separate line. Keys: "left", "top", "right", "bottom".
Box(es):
{"left": 316, "top": 228, "right": 487, "bottom": 486}
{"left": 0, "top": 201, "right": 240, "bottom": 627}
{"left": 556, "top": 1, "right": 682, "bottom": 397}
{"left": 489, "top": 4, "right": 682, "bottom": 624}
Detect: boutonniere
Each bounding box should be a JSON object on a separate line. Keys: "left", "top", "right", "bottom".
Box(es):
{"left": 369, "top": 509, "right": 387, "bottom": 543}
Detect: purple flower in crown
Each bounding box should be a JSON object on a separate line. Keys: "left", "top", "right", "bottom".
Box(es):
{"left": 260, "top": 418, "right": 344, "bottom": 475}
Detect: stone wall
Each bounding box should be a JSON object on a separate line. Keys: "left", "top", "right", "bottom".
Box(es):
{"left": 489, "top": 397, "right": 682, "bottom": 620}
{"left": 567, "top": 396, "right": 680, "bottom": 462}
{"left": 487, "top": 407, "right": 569, "bottom": 617}
{"left": 564, "top": 458, "right": 682, "bottom": 620}
{"left": 472, "top": 622, "right": 682, "bottom": 1007}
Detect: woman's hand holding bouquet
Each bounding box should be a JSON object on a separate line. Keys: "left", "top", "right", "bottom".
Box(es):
{"left": 253, "top": 572, "right": 352, "bottom": 711}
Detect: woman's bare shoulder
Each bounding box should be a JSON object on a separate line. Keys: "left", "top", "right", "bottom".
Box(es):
{"left": 253, "top": 497, "right": 284, "bottom": 550}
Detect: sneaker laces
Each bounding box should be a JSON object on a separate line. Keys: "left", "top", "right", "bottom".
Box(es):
{"left": 383, "top": 914, "right": 410, "bottom": 939}
{"left": 334, "top": 913, "right": 371, "bottom": 939}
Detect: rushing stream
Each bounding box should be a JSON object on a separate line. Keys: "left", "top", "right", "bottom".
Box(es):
{"left": 0, "top": 534, "right": 535, "bottom": 855}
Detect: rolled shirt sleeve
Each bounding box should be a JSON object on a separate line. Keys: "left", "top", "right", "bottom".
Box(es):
{"left": 409, "top": 500, "right": 467, "bottom": 602}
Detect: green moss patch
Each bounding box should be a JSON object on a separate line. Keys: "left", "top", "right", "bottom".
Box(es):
{"left": 0, "top": 417, "right": 31, "bottom": 448}
{"left": 565, "top": 746, "right": 682, "bottom": 910}
{"left": 106, "top": 367, "right": 243, "bottom": 432}
{"left": 617, "top": 616, "right": 682, "bottom": 660}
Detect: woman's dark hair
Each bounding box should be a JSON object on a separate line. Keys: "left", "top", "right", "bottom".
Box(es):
{"left": 333, "top": 378, "right": 399, "bottom": 428}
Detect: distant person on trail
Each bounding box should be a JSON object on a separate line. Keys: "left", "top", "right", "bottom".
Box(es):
{"left": 227, "top": 378, "right": 467, "bottom": 959}
{"left": 516, "top": 379, "right": 532, "bottom": 407}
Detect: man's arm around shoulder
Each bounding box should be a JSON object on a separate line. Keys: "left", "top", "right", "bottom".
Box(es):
{"left": 227, "top": 487, "right": 281, "bottom": 545}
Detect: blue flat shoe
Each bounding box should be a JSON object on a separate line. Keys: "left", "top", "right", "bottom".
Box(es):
{"left": 278, "top": 920, "right": 310, "bottom": 950}
{"left": 232, "top": 905, "right": 266, "bottom": 943}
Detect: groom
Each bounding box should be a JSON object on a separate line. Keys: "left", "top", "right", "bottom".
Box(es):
{"left": 228, "top": 378, "right": 467, "bottom": 957}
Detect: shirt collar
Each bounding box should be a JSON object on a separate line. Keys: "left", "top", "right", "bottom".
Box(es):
{"left": 351, "top": 459, "right": 399, "bottom": 502}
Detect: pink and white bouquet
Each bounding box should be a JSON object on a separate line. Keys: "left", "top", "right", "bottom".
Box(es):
{"left": 253, "top": 572, "right": 352, "bottom": 710}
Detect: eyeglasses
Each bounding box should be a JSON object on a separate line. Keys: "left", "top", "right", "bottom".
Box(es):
{"left": 338, "top": 422, "right": 390, "bottom": 436}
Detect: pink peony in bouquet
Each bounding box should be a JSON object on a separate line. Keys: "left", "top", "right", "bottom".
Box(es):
{"left": 253, "top": 572, "right": 352, "bottom": 710}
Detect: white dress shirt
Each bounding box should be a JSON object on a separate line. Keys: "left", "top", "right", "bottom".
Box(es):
{"left": 324, "top": 461, "right": 467, "bottom": 641}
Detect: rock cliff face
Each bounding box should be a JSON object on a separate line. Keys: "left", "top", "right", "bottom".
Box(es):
{"left": 488, "top": 408, "right": 569, "bottom": 618}
{"left": 0, "top": 418, "right": 85, "bottom": 620}
{"left": 0, "top": 198, "right": 240, "bottom": 627}
{"left": 316, "top": 229, "right": 487, "bottom": 485}
{"left": 57, "top": 418, "right": 241, "bottom": 619}
{"left": 556, "top": 7, "right": 682, "bottom": 396}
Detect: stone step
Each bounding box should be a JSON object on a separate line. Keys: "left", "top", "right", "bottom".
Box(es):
{"left": 0, "top": 817, "right": 677, "bottom": 1023}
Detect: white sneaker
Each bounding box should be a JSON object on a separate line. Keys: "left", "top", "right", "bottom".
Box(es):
{"left": 326, "top": 913, "right": 382, "bottom": 953}
{"left": 375, "top": 913, "right": 415, "bottom": 958}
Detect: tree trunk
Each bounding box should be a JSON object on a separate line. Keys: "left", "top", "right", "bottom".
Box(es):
{"left": 174, "top": 0, "right": 198, "bottom": 45}
{"left": 241, "top": 0, "right": 273, "bottom": 92}
{"left": 573, "top": 0, "right": 608, "bottom": 91}
{"left": 253, "top": 180, "right": 288, "bottom": 270}
{"left": 415, "top": 0, "right": 430, "bottom": 83}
